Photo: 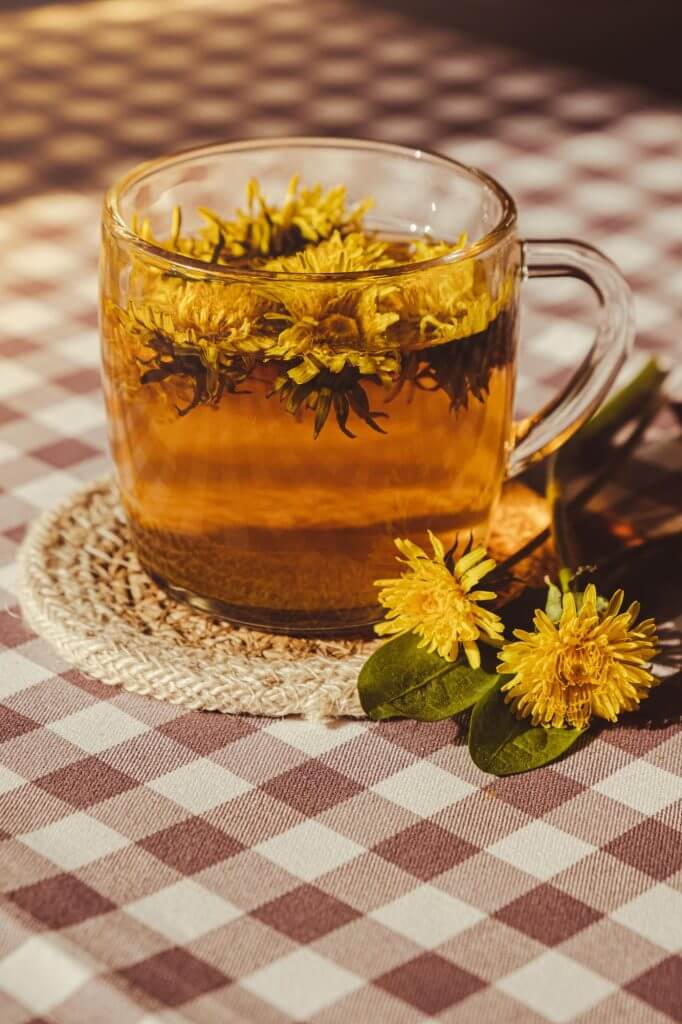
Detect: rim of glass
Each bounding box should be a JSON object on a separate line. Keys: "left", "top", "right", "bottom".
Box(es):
{"left": 104, "top": 137, "right": 517, "bottom": 283}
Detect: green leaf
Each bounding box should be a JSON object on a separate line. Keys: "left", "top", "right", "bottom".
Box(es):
{"left": 358, "top": 632, "right": 499, "bottom": 721}
{"left": 468, "top": 681, "right": 587, "bottom": 776}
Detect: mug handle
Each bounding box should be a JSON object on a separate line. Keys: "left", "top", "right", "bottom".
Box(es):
{"left": 507, "top": 239, "right": 635, "bottom": 478}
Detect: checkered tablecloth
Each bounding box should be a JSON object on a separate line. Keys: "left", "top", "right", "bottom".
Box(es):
{"left": 1, "top": 1, "right": 681, "bottom": 1022}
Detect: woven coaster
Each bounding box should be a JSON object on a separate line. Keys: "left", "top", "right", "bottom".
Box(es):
{"left": 18, "top": 476, "right": 552, "bottom": 719}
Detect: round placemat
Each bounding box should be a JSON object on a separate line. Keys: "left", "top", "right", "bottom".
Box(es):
{"left": 17, "top": 476, "right": 552, "bottom": 719}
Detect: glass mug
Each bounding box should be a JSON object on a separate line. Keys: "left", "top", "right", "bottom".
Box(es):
{"left": 100, "top": 138, "right": 633, "bottom": 634}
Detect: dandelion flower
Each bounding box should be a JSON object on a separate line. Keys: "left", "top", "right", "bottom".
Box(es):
{"left": 263, "top": 232, "right": 400, "bottom": 383}
{"left": 194, "top": 176, "right": 374, "bottom": 263}
{"left": 378, "top": 232, "right": 515, "bottom": 349}
{"left": 498, "top": 584, "right": 659, "bottom": 729}
{"left": 374, "top": 531, "right": 505, "bottom": 669}
{"left": 125, "top": 280, "right": 273, "bottom": 365}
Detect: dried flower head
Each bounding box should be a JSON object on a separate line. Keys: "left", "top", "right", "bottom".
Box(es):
{"left": 498, "top": 584, "right": 659, "bottom": 729}
{"left": 374, "top": 531, "right": 505, "bottom": 669}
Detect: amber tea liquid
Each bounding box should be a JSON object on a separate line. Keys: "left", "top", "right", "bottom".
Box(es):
{"left": 104, "top": 318, "right": 517, "bottom": 633}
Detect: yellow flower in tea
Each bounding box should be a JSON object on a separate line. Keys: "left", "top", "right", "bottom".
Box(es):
{"left": 266, "top": 229, "right": 394, "bottom": 276}
{"left": 498, "top": 585, "right": 659, "bottom": 729}
{"left": 120, "top": 175, "right": 518, "bottom": 435}
{"left": 132, "top": 176, "right": 373, "bottom": 265}
{"left": 383, "top": 234, "right": 513, "bottom": 347}
{"left": 126, "top": 280, "right": 274, "bottom": 365}
{"left": 375, "top": 531, "right": 505, "bottom": 669}
{"left": 264, "top": 232, "right": 400, "bottom": 383}
{"left": 194, "top": 175, "right": 374, "bottom": 263}
{"left": 409, "top": 238, "right": 461, "bottom": 263}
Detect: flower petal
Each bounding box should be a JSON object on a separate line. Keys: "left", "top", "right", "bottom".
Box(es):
{"left": 463, "top": 641, "right": 481, "bottom": 669}
{"left": 454, "top": 546, "right": 487, "bottom": 576}
{"left": 460, "top": 559, "right": 496, "bottom": 591}
{"left": 495, "top": 584, "right": 659, "bottom": 730}
{"left": 427, "top": 530, "right": 446, "bottom": 563}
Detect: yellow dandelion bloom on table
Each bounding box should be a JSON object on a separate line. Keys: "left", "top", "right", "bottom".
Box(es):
{"left": 374, "top": 531, "right": 505, "bottom": 669}
{"left": 498, "top": 584, "right": 659, "bottom": 730}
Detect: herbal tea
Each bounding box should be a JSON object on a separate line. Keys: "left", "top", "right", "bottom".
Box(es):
{"left": 101, "top": 176, "right": 519, "bottom": 632}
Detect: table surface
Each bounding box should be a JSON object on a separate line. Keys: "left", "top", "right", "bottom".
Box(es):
{"left": 0, "top": 2, "right": 681, "bottom": 1022}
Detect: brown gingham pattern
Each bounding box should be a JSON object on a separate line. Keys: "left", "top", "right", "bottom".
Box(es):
{"left": 0, "top": 0, "right": 681, "bottom": 1021}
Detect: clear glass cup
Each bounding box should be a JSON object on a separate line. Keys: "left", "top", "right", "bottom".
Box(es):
{"left": 100, "top": 138, "right": 633, "bottom": 634}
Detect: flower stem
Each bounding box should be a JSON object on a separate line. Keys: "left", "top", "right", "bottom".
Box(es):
{"left": 573, "top": 358, "right": 668, "bottom": 444}
{"left": 548, "top": 358, "right": 668, "bottom": 570}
